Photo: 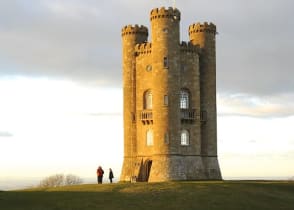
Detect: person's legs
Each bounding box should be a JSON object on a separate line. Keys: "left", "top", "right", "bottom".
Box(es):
{"left": 98, "top": 176, "right": 102, "bottom": 184}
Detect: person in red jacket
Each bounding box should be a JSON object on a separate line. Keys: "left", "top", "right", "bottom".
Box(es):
{"left": 96, "top": 166, "right": 104, "bottom": 184}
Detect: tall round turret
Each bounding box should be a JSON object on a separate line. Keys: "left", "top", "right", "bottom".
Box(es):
{"left": 189, "top": 22, "right": 222, "bottom": 179}
{"left": 150, "top": 7, "right": 180, "bottom": 49}
{"left": 121, "top": 25, "right": 148, "bottom": 181}
{"left": 147, "top": 7, "right": 181, "bottom": 181}
{"left": 188, "top": 22, "right": 216, "bottom": 156}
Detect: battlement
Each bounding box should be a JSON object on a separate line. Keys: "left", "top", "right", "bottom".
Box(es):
{"left": 135, "top": 42, "right": 152, "bottom": 55}
{"left": 121, "top": 25, "right": 148, "bottom": 37}
{"left": 150, "top": 7, "right": 181, "bottom": 21}
{"left": 180, "top": 41, "right": 201, "bottom": 54}
{"left": 188, "top": 22, "right": 216, "bottom": 35}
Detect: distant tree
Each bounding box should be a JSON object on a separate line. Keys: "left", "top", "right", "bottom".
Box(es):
{"left": 65, "top": 174, "right": 83, "bottom": 185}
{"left": 39, "top": 174, "right": 64, "bottom": 187}
{"left": 289, "top": 176, "right": 294, "bottom": 181}
{"left": 39, "top": 174, "right": 83, "bottom": 187}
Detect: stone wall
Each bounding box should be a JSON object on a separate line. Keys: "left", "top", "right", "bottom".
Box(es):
{"left": 120, "top": 7, "right": 222, "bottom": 182}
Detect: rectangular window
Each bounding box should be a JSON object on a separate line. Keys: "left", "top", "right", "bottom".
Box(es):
{"left": 147, "top": 130, "right": 154, "bottom": 146}
{"left": 163, "top": 57, "right": 168, "bottom": 68}
{"left": 164, "top": 95, "right": 168, "bottom": 106}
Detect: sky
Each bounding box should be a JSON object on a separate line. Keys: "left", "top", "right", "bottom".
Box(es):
{"left": 0, "top": 0, "right": 294, "bottom": 188}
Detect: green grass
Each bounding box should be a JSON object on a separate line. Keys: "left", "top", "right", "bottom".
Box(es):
{"left": 1, "top": 181, "right": 294, "bottom": 210}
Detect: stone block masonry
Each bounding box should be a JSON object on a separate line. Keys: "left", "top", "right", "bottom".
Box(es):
{"left": 120, "top": 7, "right": 222, "bottom": 182}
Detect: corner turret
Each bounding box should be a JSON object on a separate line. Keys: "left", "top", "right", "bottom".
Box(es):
{"left": 121, "top": 24, "right": 148, "bottom": 182}
{"left": 189, "top": 22, "right": 221, "bottom": 179}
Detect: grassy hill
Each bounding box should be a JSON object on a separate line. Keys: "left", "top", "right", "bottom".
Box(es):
{"left": 1, "top": 181, "right": 293, "bottom": 210}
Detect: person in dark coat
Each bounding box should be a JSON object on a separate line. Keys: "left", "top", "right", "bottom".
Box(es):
{"left": 109, "top": 168, "right": 114, "bottom": 183}
{"left": 96, "top": 166, "right": 104, "bottom": 184}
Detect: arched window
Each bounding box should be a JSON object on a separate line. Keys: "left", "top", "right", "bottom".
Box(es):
{"left": 146, "top": 129, "right": 153, "bottom": 146}
{"left": 144, "top": 90, "right": 152, "bottom": 109}
{"left": 180, "top": 89, "right": 189, "bottom": 109}
{"left": 181, "top": 130, "right": 189, "bottom": 145}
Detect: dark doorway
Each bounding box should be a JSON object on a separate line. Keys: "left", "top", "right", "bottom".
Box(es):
{"left": 145, "top": 160, "right": 152, "bottom": 181}
{"left": 138, "top": 159, "right": 152, "bottom": 182}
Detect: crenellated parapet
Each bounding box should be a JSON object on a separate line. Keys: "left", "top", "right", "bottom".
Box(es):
{"left": 188, "top": 22, "right": 216, "bottom": 35}
{"left": 180, "top": 41, "right": 201, "bottom": 54}
{"left": 121, "top": 24, "right": 148, "bottom": 37}
{"left": 150, "top": 7, "right": 181, "bottom": 21}
{"left": 135, "top": 42, "right": 152, "bottom": 56}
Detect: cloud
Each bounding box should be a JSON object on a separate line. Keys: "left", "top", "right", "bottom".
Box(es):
{"left": 0, "top": 0, "right": 123, "bottom": 86}
{"left": 0, "top": 0, "right": 293, "bottom": 94}
{"left": 218, "top": 93, "right": 294, "bottom": 118}
{"left": 215, "top": 1, "right": 294, "bottom": 96}
{"left": 0, "top": 131, "right": 13, "bottom": 138}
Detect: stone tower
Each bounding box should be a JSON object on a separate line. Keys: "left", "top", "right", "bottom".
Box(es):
{"left": 120, "top": 7, "right": 222, "bottom": 182}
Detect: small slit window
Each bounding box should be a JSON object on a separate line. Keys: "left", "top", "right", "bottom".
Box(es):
{"left": 164, "top": 95, "right": 168, "bottom": 106}
{"left": 163, "top": 57, "right": 168, "bottom": 68}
